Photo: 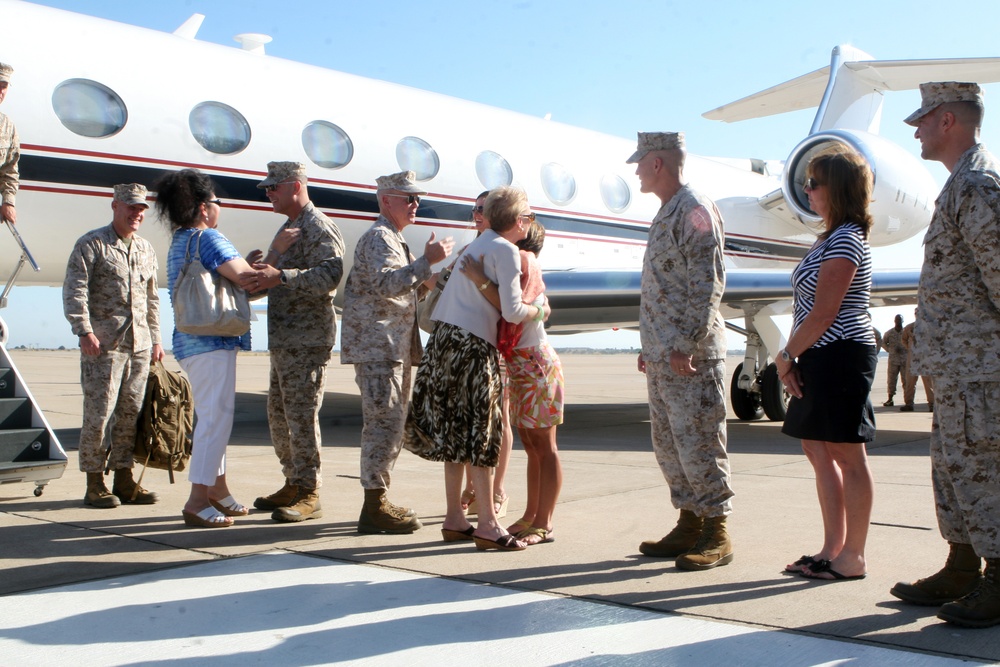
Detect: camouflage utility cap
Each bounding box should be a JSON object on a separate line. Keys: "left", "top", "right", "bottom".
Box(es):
{"left": 626, "top": 132, "right": 685, "bottom": 164}
{"left": 376, "top": 170, "right": 427, "bottom": 194}
{"left": 904, "top": 82, "right": 984, "bottom": 126}
{"left": 0, "top": 63, "right": 12, "bottom": 84}
{"left": 258, "top": 161, "right": 307, "bottom": 188}
{"left": 113, "top": 183, "right": 149, "bottom": 208}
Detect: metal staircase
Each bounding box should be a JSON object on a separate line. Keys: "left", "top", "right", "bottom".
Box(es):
{"left": 0, "top": 221, "right": 66, "bottom": 496}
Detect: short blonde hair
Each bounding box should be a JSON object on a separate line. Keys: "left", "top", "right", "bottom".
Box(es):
{"left": 484, "top": 186, "right": 527, "bottom": 234}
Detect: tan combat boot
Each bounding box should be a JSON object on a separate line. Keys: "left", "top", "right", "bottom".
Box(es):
{"left": 84, "top": 472, "right": 120, "bottom": 509}
{"left": 254, "top": 480, "right": 299, "bottom": 511}
{"left": 938, "top": 558, "right": 1000, "bottom": 628}
{"left": 890, "top": 542, "right": 983, "bottom": 606}
{"left": 272, "top": 487, "right": 322, "bottom": 522}
{"left": 358, "top": 488, "right": 422, "bottom": 534}
{"left": 112, "top": 468, "right": 158, "bottom": 504}
{"left": 639, "top": 509, "right": 702, "bottom": 557}
{"left": 675, "top": 515, "right": 734, "bottom": 571}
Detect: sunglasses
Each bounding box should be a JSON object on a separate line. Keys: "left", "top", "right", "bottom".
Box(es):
{"left": 385, "top": 193, "right": 421, "bottom": 205}
{"left": 473, "top": 205, "right": 485, "bottom": 214}
{"left": 263, "top": 180, "right": 296, "bottom": 192}
{"left": 519, "top": 212, "right": 536, "bottom": 222}
{"left": 208, "top": 198, "right": 222, "bottom": 207}
{"left": 804, "top": 177, "right": 824, "bottom": 191}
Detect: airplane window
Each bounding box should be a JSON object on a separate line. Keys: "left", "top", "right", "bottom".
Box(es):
{"left": 396, "top": 136, "right": 439, "bottom": 181}
{"left": 540, "top": 162, "right": 576, "bottom": 205}
{"left": 302, "top": 121, "right": 353, "bottom": 169}
{"left": 51, "top": 79, "right": 127, "bottom": 138}
{"left": 189, "top": 102, "right": 251, "bottom": 155}
{"left": 600, "top": 174, "right": 631, "bottom": 213}
{"left": 475, "top": 151, "right": 513, "bottom": 189}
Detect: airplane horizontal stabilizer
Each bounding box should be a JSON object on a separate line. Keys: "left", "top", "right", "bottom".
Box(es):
{"left": 704, "top": 55, "right": 1000, "bottom": 124}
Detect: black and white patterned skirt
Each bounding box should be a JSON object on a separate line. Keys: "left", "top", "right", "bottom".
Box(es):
{"left": 404, "top": 322, "right": 503, "bottom": 466}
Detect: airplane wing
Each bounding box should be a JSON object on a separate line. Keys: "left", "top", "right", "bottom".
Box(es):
{"left": 544, "top": 267, "right": 920, "bottom": 333}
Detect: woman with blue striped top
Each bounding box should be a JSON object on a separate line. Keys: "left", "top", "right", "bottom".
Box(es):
{"left": 775, "top": 146, "right": 877, "bottom": 582}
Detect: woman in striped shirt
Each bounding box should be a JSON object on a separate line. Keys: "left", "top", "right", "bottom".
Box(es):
{"left": 775, "top": 146, "right": 877, "bottom": 581}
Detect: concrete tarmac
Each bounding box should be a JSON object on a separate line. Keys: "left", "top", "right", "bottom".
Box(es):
{"left": 1, "top": 349, "right": 996, "bottom": 665}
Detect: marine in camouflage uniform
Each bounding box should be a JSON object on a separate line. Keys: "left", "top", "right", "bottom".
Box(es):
{"left": 341, "top": 170, "right": 453, "bottom": 534}
{"left": 0, "top": 62, "right": 19, "bottom": 225}
{"left": 250, "top": 162, "right": 345, "bottom": 523}
{"left": 63, "top": 184, "right": 164, "bottom": 508}
{"left": 628, "top": 132, "right": 734, "bottom": 571}
{"left": 881, "top": 315, "right": 906, "bottom": 406}
{"left": 900, "top": 315, "right": 934, "bottom": 410}
{"left": 889, "top": 82, "right": 1000, "bottom": 628}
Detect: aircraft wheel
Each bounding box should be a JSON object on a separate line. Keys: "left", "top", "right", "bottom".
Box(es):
{"left": 730, "top": 363, "right": 763, "bottom": 421}
{"left": 761, "top": 362, "right": 789, "bottom": 422}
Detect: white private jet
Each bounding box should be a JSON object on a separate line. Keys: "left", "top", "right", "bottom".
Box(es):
{"left": 3, "top": 0, "right": 1000, "bottom": 423}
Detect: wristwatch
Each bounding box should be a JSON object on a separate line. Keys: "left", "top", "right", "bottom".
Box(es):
{"left": 780, "top": 349, "right": 792, "bottom": 362}
{"left": 478, "top": 280, "right": 490, "bottom": 292}
{"left": 279, "top": 270, "right": 288, "bottom": 285}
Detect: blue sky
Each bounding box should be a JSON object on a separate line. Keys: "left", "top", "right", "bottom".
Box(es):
{"left": 6, "top": 0, "right": 1000, "bottom": 349}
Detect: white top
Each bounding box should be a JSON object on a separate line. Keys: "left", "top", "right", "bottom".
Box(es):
{"left": 433, "top": 229, "right": 531, "bottom": 345}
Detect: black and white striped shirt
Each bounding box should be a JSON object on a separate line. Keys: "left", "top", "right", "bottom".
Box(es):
{"left": 791, "top": 222, "right": 874, "bottom": 348}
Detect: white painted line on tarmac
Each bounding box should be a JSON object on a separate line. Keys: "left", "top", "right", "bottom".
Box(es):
{"left": 0, "top": 552, "right": 978, "bottom": 666}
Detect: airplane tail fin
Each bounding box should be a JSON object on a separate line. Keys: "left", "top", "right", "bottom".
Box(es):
{"left": 703, "top": 45, "right": 1000, "bottom": 133}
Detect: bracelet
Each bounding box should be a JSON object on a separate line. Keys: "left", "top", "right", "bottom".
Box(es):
{"left": 533, "top": 306, "right": 545, "bottom": 322}
{"left": 478, "top": 280, "right": 490, "bottom": 292}
{"left": 267, "top": 246, "right": 281, "bottom": 257}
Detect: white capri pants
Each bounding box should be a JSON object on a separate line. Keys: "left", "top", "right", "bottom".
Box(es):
{"left": 178, "top": 349, "right": 238, "bottom": 486}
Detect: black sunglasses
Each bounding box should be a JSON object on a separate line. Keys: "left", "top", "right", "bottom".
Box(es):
{"left": 804, "top": 177, "right": 824, "bottom": 190}
{"left": 385, "top": 193, "right": 421, "bottom": 205}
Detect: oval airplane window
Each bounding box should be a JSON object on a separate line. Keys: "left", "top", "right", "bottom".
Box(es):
{"left": 396, "top": 136, "right": 439, "bottom": 181}
{"left": 541, "top": 162, "right": 576, "bottom": 205}
{"left": 189, "top": 102, "right": 251, "bottom": 155}
{"left": 475, "top": 151, "right": 513, "bottom": 189}
{"left": 51, "top": 79, "right": 128, "bottom": 138}
{"left": 302, "top": 121, "right": 354, "bottom": 169}
{"left": 600, "top": 173, "right": 631, "bottom": 213}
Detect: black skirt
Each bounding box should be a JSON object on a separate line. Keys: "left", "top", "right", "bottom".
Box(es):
{"left": 781, "top": 339, "right": 876, "bottom": 443}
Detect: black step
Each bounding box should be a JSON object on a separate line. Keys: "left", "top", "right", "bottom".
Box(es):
{"left": 0, "top": 368, "right": 15, "bottom": 398}
{"left": 0, "top": 397, "right": 32, "bottom": 429}
{"left": 0, "top": 429, "right": 50, "bottom": 463}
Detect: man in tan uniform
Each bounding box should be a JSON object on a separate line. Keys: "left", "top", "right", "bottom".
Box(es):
{"left": 629, "top": 132, "right": 734, "bottom": 571}
{"left": 341, "top": 170, "right": 453, "bottom": 534}
{"left": 63, "top": 184, "right": 164, "bottom": 508}
{"left": 0, "top": 62, "right": 19, "bottom": 225}
{"left": 249, "top": 161, "right": 345, "bottom": 523}
{"left": 890, "top": 82, "right": 1000, "bottom": 628}
{"left": 880, "top": 314, "right": 906, "bottom": 406}
{"left": 900, "top": 308, "right": 934, "bottom": 412}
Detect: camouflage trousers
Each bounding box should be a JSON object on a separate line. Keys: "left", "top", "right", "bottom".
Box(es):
{"left": 355, "top": 361, "right": 412, "bottom": 490}
{"left": 268, "top": 346, "right": 332, "bottom": 489}
{"left": 930, "top": 377, "right": 1000, "bottom": 557}
{"left": 77, "top": 348, "right": 151, "bottom": 473}
{"left": 645, "top": 358, "right": 733, "bottom": 517}
{"left": 886, "top": 357, "right": 904, "bottom": 397}
{"left": 903, "top": 356, "right": 935, "bottom": 405}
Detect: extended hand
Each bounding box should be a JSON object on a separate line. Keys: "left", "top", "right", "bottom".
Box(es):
{"left": 424, "top": 232, "right": 455, "bottom": 265}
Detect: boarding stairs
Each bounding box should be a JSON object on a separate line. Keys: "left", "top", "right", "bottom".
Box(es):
{"left": 0, "top": 221, "right": 66, "bottom": 496}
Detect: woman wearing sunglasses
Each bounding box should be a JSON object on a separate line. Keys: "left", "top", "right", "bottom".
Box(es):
{"left": 776, "top": 146, "right": 878, "bottom": 581}
{"left": 405, "top": 186, "right": 545, "bottom": 551}
{"left": 154, "top": 169, "right": 259, "bottom": 528}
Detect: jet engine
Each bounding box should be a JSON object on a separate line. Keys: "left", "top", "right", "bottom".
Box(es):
{"left": 780, "top": 129, "right": 938, "bottom": 247}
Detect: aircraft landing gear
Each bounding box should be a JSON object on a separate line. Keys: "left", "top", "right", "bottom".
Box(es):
{"left": 760, "top": 362, "right": 789, "bottom": 421}
{"left": 730, "top": 362, "right": 763, "bottom": 421}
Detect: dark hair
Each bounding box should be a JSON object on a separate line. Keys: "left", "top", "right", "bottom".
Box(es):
{"left": 516, "top": 221, "right": 545, "bottom": 256}
{"left": 807, "top": 146, "right": 873, "bottom": 239}
{"left": 153, "top": 168, "right": 215, "bottom": 231}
